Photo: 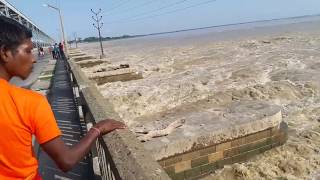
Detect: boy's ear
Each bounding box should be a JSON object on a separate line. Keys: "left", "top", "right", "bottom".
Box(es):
{"left": 0, "top": 46, "right": 11, "bottom": 63}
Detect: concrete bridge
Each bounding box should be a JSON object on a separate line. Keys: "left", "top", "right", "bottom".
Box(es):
{"left": 0, "top": 0, "right": 54, "bottom": 47}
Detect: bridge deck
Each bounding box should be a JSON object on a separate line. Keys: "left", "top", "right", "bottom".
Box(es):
{"left": 38, "top": 57, "right": 94, "bottom": 180}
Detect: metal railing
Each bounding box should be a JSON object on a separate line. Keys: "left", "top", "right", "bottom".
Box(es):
{"left": 84, "top": 107, "right": 121, "bottom": 180}
{"left": 68, "top": 59, "right": 120, "bottom": 180}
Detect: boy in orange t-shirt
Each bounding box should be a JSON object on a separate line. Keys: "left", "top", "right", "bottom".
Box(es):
{"left": 0, "top": 16, "right": 125, "bottom": 180}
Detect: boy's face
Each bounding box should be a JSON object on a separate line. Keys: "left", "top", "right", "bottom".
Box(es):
{"left": 3, "top": 38, "right": 36, "bottom": 80}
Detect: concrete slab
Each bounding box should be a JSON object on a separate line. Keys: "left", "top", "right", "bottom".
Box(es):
{"left": 76, "top": 58, "right": 110, "bottom": 68}
{"left": 70, "top": 53, "right": 86, "bottom": 57}
{"left": 139, "top": 100, "right": 282, "bottom": 160}
{"left": 81, "top": 63, "right": 130, "bottom": 74}
{"left": 70, "top": 54, "right": 87, "bottom": 57}
{"left": 71, "top": 55, "right": 96, "bottom": 62}
{"left": 88, "top": 68, "right": 143, "bottom": 85}
{"left": 69, "top": 52, "right": 86, "bottom": 56}
{"left": 69, "top": 51, "right": 82, "bottom": 54}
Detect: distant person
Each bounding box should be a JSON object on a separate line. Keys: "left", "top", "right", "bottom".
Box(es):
{"left": 53, "top": 43, "right": 60, "bottom": 59}
{"left": 39, "top": 47, "right": 44, "bottom": 56}
{"left": 0, "top": 16, "right": 126, "bottom": 180}
{"left": 58, "top": 42, "right": 64, "bottom": 58}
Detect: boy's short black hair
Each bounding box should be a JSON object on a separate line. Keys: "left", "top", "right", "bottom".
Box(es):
{"left": 0, "top": 15, "right": 33, "bottom": 53}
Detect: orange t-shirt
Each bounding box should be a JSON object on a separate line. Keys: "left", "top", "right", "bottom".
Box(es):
{"left": 0, "top": 79, "right": 61, "bottom": 179}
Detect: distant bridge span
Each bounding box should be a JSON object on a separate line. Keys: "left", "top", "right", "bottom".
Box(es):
{"left": 0, "top": 0, "right": 54, "bottom": 47}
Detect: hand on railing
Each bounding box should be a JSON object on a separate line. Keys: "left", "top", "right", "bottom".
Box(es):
{"left": 93, "top": 119, "right": 126, "bottom": 136}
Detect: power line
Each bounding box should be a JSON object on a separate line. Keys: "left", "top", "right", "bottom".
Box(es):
{"left": 106, "top": 0, "right": 157, "bottom": 16}
{"left": 107, "top": 0, "right": 217, "bottom": 24}
{"left": 106, "top": 0, "right": 131, "bottom": 14}
{"left": 109, "top": 0, "right": 191, "bottom": 23}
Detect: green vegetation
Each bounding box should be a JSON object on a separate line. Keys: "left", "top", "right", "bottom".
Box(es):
{"left": 68, "top": 34, "right": 144, "bottom": 44}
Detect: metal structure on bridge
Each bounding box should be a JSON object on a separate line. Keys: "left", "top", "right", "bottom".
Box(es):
{"left": 0, "top": 0, "right": 54, "bottom": 47}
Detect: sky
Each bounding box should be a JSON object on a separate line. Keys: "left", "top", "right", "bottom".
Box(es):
{"left": 6, "top": 0, "right": 320, "bottom": 41}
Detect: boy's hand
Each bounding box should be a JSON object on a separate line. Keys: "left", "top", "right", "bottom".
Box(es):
{"left": 94, "top": 119, "right": 126, "bottom": 135}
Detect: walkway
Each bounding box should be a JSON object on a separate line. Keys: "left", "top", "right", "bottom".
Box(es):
{"left": 37, "top": 57, "right": 95, "bottom": 180}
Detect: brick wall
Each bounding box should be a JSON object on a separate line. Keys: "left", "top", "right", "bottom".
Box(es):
{"left": 158, "top": 122, "right": 288, "bottom": 180}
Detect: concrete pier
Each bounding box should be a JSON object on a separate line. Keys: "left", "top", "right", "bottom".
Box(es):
{"left": 142, "top": 100, "right": 282, "bottom": 160}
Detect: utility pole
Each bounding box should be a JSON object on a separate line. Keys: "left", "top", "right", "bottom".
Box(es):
{"left": 73, "top": 32, "right": 78, "bottom": 48}
{"left": 44, "top": 3, "right": 69, "bottom": 58}
{"left": 91, "top": 8, "right": 105, "bottom": 59}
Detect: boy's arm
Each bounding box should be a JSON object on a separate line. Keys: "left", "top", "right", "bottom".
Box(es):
{"left": 40, "top": 119, "right": 125, "bottom": 172}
